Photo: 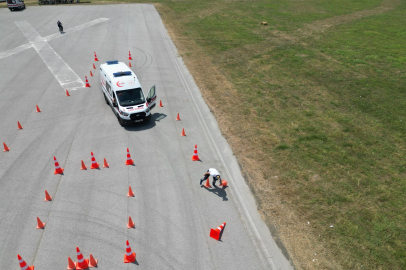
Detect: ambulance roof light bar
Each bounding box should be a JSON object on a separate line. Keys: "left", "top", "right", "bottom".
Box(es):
{"left": 106, "top": 60, "right": 119, "bottom": 65}
{"left": 113, "top": 71, "right": 132, "bottom": 77}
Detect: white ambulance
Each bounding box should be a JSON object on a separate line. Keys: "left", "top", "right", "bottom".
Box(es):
{"left": 100, "top": 61, "right": 157, "bottom": 125}
{"left": 7, "top": 0, "right": 25, "bottom": 11}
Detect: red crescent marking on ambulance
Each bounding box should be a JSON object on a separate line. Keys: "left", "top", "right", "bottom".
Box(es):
{"left": 116, "top": 81, "right": 125, "bottom": 87}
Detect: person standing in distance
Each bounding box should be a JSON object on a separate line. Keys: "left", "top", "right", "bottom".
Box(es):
{"left": 200, "top": 168, "right": 221, "bottom": 186}
{"left": 57, "top": 20, "right": 63, "bottom": 33}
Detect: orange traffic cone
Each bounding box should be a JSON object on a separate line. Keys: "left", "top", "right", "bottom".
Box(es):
{"left": 176, "top": 113, "right": 180, "bottom": 121}
{"left": 75, "top": 247, "right": 89, "bottom": 270}
{"left": 124, "top": 240, "right": 136, "bottom": 263}
{"left": 93, "top": 63, "right": 96, "bottom": 69}
{"left": 53, "top": 156, "right": 64, "bottom": 174}
{"left": 127, "top": 216, "right": 135, "bottom": 228}
{"left": 128, "top": 186, "right": 134, "bottom": 197}
{"left": 210, "top": 222, "right": 226, "bottom": 241}
{"left": 36, "top": 217, "right": 45, "bottom": 229}
{"left": 17, "top": 121, "right": 23, "bottom": 130}
{"left": 129, "top": 51, "right": 133, "bottom": 60}
{"left": 94, "top": 51, "right": 99, "bottom": 61}
{"left": 66, "top": 89, "right": 70, "bottom": 96}
{"left": 3, "top": 142, "right": 10, "bottom": 152}
{"left": 159, "top": 100, "right": 163, "bottom": 107}
{"left": 36, "top": 105, "right": 41, "bottom": 113}
{"left": 89, "top": 254, "right": 98, "bottom": 268}
{"left": 191, "top": 144, "right": 200, "bottom": 161}
{"left": 103, "top": 158, "right": 109, "bottom": 168}
{"left": 90, "top": 70, "right": 93, "bottom": 77}
{"left": 204, "top": 178, "right": 212, "bottom": 188}
{"left": 129, "top": 62, "right": 132, "bottom": 67}
{"left": 219, "top": 179, "right": 228, "bottom": 187}
{"left": 80, "top": 160, "right": 87, "bottom": 170}
{"left": 125, "top": 148, "right": 134, "bottom": 165}
{"left": 17, "top": 254, "right": 34, "bottom": 270}
{"left": 67, "top": 256, "right": 76, "bottom": 270}
{"left": 90, "top": 152, "right": 99, "bottom": 169}
{"left": 85, "top": 76, "right": 90, "bottom": 87}
{"left": 44, "top": 190, "right": 52, "bottom": 201}
{"left": 181, "top": 128, "right": 186, "bottom": 136}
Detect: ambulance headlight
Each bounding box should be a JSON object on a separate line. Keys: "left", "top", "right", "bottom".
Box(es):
{"left": 145, "top": 108, "right": 150, "bottom": 113}
{"left": 119, "top": 109, "right": 129, "bottom": 116}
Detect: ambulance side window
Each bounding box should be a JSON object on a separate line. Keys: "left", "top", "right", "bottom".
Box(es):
{"left": 106, "top": 82, "right": 112, "bottom": 97}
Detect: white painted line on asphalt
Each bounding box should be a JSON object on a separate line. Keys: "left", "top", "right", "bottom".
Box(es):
{"left": 15, "top": 21, "right": 85, "bottom": 91}
{"left": 159, "top": 26, "right": 277, "bottom": 270}
{"left": 0, "top": 18, "right": 109, "bottom": 61}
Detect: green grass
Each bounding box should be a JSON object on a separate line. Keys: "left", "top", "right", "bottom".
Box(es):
{"left": 3, "top": 0, "right": 404, "bottom": 268}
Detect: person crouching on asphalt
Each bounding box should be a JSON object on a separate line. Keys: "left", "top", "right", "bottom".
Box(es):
{"left": 57, "top": 20, "right": 63, "bottom": 33}
{"left": 200, "top": 168, "right": 221, "bottom": 186}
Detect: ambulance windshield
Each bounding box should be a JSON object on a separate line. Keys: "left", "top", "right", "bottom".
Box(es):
{"left": 116, "top": 88, "right": 145, "bottom": 106}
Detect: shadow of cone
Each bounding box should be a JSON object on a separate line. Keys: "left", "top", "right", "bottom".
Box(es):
{"left": 67, "top": 257, "right": 76, "bottom": 270}
{"left": 89, "top": 254, "right": 98, "bottom": 268}
{"left": 44, "top": 190, "right": 52, "bottom": 201}
{"left": 128, "top": 186, "right": 134, "bottom": 197}
{"left": 37, "top": 217, "right": 45, "bottom": 229}
{"left": 127, "top": 216, "right": 135, "bottom": 228}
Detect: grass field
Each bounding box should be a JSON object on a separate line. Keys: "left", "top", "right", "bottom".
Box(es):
{"left": 2, "top": 0, "right": 405, "bottom": 269}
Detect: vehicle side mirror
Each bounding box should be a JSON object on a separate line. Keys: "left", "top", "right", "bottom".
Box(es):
{"left": 147, "top": 98, "right": 151, "bottom": 103}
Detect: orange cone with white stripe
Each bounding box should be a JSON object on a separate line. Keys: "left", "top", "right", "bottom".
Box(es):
{"left": 44, "top": 190, "right": 52, "bottom": 201}
{"left": 17, "top": 121, "right": 23, "bottom": 130}
{"left": 127, "top": 216, "right": 135, "bottom": 228}
{"left": 17, "top": 254, "right": 34, "bottom": 270}
{"left": 36, "top": 217, "right": 45, "bottom": 229}
{"left": 128, "top": 51, "right": 133, "bottom": 60}
{"left": 85, "top": 76, "right": 90, "bottom": 87}
{"left": 204, "top": 178, "right": 212, "bottom": 188}
{"left": 53, "top": 156, "right": 64, "bottom": 174}
{"left": 210, "top": 222, "right": 226, "bottom": 241}
{"left": 124, "top": 240, "right": 136, "bottom": 263}
{"left": 128, "top": 186, "right": 134, "bottom": 197}
{"left": 3, "top": 142, "right": 10, "bottom": 152}
{"left": 191, "top": 144, "right": 200, "bottom": 161}
{"left": 125, "top": 148, "right": 134, "bottom": 165}
{"left": 93, "top": 63, "right": 96, "bottom": 69}
{"left": 36, "top": 105, "right": 41, "bottom": 113}
{"left": 90, "top": 70, "right": 93, "bottom": 77}
{"left": 67, "top": 256, "right": 76, "bottom": 269}
{"left": 66, "top": 89, "right": 70, "bottom": 96}
{"left": 90, "top": 152, "right": 99, "bottom": 169}
{"left": 129, "top": 62, "right": 132, "bottom": 67}
{"left": 103, "top": 158, "right": 109, "bottom": 168}
{"left": 75, "top": 247, "right": 89, "bottom": 270}
{"left": 94, "top": 52, "right": 99, "bottom": 61}
{"left": 89, "top": 254, "right": 98, "bottom": 268}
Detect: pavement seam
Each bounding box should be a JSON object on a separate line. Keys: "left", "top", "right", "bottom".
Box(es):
{"left": 31, "top": 135, "right": 76, "bottom": 266}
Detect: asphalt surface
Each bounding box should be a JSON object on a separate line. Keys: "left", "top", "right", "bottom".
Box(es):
{"left": 0, "top": 4, "right": 294, "bottom": 270}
